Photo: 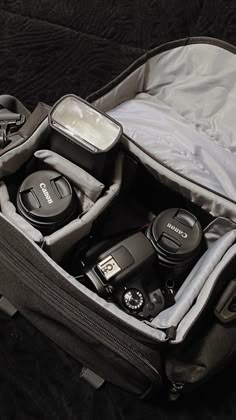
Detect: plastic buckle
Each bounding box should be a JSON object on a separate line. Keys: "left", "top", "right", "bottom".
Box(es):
{"left": 214, "top": 279, "right": 236, "bottom": 323}
{"left": 0, "top": 109, "right": 25, "bottom": 148}
{"left": 0, "top": 295, "right": 17, "bottom": 317}
{"left": 80, "top": 366, "right": 105, "bottom": 390}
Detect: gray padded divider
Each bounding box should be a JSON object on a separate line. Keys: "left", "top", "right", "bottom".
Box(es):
{"left": 34, "top": 150, "right": 104, "bottom": 202}
{"left": 204, "top": 217, "right": 236, "bottom": 247}
{"left": 0, "top": 152, "right": 122, "bottom": 262}
{"left": 0, "top": 116, "right": 122, "bottom": 262}
{"left": 44, "top": 152, "right": 123, "bottom": 261}
{"left": 175, "top": 243, "right": 236, "bottom": 343}
{"left": 173, "top": 218, "right": 236, "bottom": 299}
{"left": 151, "top": 229, "right": 236, "bottom": 330}
{"left": 0, "top": 118, "right": 49, "bottom": 178}
{"left": 0, "top": 181, "right": 43, "bottom": 243}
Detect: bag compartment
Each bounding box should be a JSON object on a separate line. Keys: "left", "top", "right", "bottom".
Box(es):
{"left": 0, "top": 112, "right": 123, "bottom": 261}
{"left": 150, "top": 222, "right": 236, "bottom": 342}
{"left": 60, "top": 159, "right": 236, "bottom": 345}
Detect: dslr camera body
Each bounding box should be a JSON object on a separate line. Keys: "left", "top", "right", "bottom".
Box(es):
{"left": 84, "top": 232, "right": 167, "bottom": 320}
{"left": 83, "top": 208, "right": 203, "bottom": 320}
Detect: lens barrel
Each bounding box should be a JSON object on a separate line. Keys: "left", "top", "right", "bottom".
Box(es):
{"left": 16, "top": 170, "right": 79, "bottom": 234}
{"left": 146, "top": 208, "right": 203, "bottom": 280}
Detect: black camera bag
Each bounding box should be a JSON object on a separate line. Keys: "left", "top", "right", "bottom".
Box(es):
{"left": 0, "top": 36, "right": 236, "bottom": 400}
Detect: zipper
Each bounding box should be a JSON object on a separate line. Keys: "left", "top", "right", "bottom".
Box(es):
{"left": 0, "top": 238, "right": 162, "bottom": 389}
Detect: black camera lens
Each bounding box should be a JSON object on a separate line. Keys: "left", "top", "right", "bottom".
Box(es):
{"left": 16, "top": 170, "right": 79, "bottom": 234}
{"left": 146, "top": 208, "right": 203, "bottom": 281}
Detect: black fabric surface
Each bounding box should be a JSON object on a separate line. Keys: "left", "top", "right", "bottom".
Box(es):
{"left": 0, "top": 1, "right": 236, "bottom": 418}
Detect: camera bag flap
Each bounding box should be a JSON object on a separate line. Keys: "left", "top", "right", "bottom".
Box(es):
{"left": 0, "top": 36, "right": 236, "bottom": 400}
{"left": 90, "top": 37, "right": 236, "bottom": 222}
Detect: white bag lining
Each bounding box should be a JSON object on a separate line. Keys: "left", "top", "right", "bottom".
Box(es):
{"left": 92, "top": 42, "right": 236, "bottom": 221}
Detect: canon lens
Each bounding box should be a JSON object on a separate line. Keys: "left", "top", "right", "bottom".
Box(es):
{"left": 146, "top": 208, "right": 203, "bottom": 282}
{"left": 16, "top": 170, "right": 79, "bottom": 235}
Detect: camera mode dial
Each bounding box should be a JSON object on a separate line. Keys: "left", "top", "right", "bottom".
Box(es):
{"left": 122, "top": 289, "right": 144, "bottom": 312}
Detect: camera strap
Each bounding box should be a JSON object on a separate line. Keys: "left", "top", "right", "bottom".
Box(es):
{"left": 0, "top": 94, "right": 32, "bottom": 149}
{"left": 0, "top": 108, "right": 25, "bottom": 148}
{"left": 0, "top": 98, "right": 50, "bottom": 150}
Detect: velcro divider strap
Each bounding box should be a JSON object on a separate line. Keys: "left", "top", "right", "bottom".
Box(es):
{"left": 80, "top": 366, "right": 105, "bottom": 390}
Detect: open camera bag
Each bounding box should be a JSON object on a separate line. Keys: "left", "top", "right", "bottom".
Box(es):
{"left": 0, "top": 36, "right": 236, "bottom": 400}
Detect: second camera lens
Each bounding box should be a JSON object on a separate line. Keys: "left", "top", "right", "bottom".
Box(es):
{"left": 16, "top": 170, "right": 79, "bottom": 235}
{"left": 146, "top": 208, "right": 203, "bottom": 281}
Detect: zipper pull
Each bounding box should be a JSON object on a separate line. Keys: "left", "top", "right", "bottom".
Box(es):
{"left": 164, "top": 279, "right": 176, "bottom": 307}
{"left": 169, "top": 382, "right": 184, "bottom": 401}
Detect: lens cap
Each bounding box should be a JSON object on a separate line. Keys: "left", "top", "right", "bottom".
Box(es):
{"left": 17, "top": 170, "right": 78, "bottom": 234}
{"left": 148, "top": 208, "right": 203, "bottom": 263}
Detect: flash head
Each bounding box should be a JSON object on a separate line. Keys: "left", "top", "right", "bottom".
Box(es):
{"left": 49, "top": 95, "right": 123, "bottom": 181}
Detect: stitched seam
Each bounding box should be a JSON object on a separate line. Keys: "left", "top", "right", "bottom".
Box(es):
{"left": 0, "top": 7, "right": 147, "bottom": 53}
